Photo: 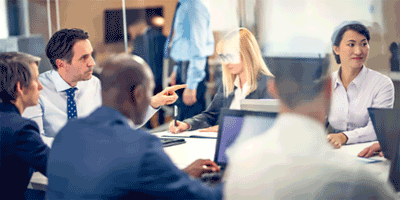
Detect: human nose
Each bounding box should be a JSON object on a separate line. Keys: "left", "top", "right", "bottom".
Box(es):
{"left": 88, "top": 55, "right": 96, "bottom": 67}
{"left": 354, "top": 45, "right": 362, "bottom": 55}
{"left": 38, "top": 81, "right": 43, "bottom": 91}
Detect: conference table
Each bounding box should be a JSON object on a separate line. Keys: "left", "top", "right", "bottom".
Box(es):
{"left": 29, "top": 130, "right": 391, "bottom": 191}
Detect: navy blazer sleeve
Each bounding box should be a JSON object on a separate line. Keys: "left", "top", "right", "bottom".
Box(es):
{"left": 14, "top": 122, "right": 49, "bottom": 175}
{"left": 183, "top": 74, "right": 273, "bottom": 130}
{"left": 136, "top": 136, "right": 223, "bottom": 199}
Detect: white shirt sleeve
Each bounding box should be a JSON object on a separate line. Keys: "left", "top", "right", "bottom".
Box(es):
{"left": 344, "top": 79, "right": 394, "bottom": 144}
{"left": 134, "top": 105, "right": 159, "bottom": 129}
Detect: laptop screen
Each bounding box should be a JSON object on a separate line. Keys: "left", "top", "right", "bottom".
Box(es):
{"left": 214, "top": 109, "right": 277, "bottom": 166}
{"left": 215, "top": 115, "right": 245, "bottom": 164}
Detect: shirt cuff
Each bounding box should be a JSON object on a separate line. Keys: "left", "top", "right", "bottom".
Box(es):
{"left": 343, "top": 131, "right": 357, "bottom": 144}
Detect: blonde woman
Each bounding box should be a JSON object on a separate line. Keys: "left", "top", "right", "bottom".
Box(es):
{"left": 169, "top": 28, "right": 274, "bottom": 133}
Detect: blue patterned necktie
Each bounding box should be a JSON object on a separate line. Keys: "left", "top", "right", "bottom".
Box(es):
{"left": 65, "top": 87, "right": 78, "bottom": 120}
{"left": 163, "top": 1, "right": 181, "bottom": 58}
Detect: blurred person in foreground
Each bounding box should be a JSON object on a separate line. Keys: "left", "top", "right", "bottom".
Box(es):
{"left": 223, "top": 54, "right": 397, "bottom": 199}
{"left": 46, "top": 54, "right": 223, "bottom": 199}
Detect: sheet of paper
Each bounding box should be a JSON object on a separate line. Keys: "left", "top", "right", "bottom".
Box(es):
{"left": 159, "top": 130, "right": 218, "bottom": 139}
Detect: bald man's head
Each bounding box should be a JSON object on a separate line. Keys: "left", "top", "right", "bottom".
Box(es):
{"left": 100, "top": 54, "right": 154, "bottom": 124}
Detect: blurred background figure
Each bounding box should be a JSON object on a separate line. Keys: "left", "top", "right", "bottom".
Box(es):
{"left": 128, "top": 11, "right": 167, "bottom": 128}
{"left": 150, "top": 15, "right": 165, "bottom": 32}
{"left": 165, "top": 0, "right": 214, "bottom": 121}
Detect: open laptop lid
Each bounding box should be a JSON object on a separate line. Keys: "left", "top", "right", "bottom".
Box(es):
{"left": 214, "top": 109, "right": 278, "bottom": 168}
{"left": 368, "top": 108, "right": 400, "bottom": 160}
{"left": 240, "top": 99, "right": 280, "bottom": 113}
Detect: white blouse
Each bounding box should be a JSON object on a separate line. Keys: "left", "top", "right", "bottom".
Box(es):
{"left": 328, "top": 66, "right": 394, "bottom": 144}
{"left": 229, "top": 77, "right": 250, "bottom": 110}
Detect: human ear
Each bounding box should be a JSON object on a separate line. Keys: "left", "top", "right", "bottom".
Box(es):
{"left": 333, "top": 46, "right": 340, "bottom": 56}
{"left": 55, "top": 59, "right": 65, "bottom": 69}
{"left": 15, "top": 81, "right": 24, "bottom": 97}
{"left": 132, "top": 85, "right": 145, "bottom": 106}
{"left": 267, "top": 79, "right": 279, "bottom": 99}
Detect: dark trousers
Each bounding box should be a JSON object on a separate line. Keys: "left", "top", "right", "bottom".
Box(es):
{"left": 175, "top": 61, "right": 207, "bottom": 121}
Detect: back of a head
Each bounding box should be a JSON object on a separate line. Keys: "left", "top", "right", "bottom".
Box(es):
{"left": 272, "top": 56, "right": 331, "bottom": 110}
{"left": 100, "top": 54, "right": 152, "bottom": 97}
{"left": 0, "top": 52, "right": 37, "bottom": 103}
{"left": 46, "top": 28, "right": 89, "bottom": 70}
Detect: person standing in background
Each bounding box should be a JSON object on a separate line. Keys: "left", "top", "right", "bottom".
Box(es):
{"left": 165, "top": 0, "right": 215, "bottom": 121}
{"left": 129, "top": 13, "right": 167, "bottom": 128}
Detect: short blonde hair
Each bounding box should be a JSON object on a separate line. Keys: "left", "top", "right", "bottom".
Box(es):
{"left": 216, "top": 28, "right": 273, "bottom": 97}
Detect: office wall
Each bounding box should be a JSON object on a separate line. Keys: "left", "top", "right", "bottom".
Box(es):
{"left": 24, "top": 0, "right": 400, "bottom": 72}
{"left": 256, "top": 0, "right": 396, "bottom": 73}
{"left": 0, "top": 0, "right": 8, "bottom": 39}
{"left": 27, "top": 0, "right": 178, "bottom": 65}
{"left": 258, "top": 0, "right": 382, "bottom": 57}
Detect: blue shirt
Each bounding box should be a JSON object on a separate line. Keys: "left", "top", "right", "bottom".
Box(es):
{"left": 22, "top": 70, "right": 158, "bottom": 137}
{"left": 170, "top": 0, "right": 214, "bottom": 89}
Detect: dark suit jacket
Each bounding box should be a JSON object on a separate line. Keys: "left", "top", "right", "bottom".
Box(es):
{"left": 183, "top": 74, "right": 273, "bottom": 130}
{"left": 47, "top": 106, "right": 222, "bottom": 199}
{"left": 132, "top": 27, "right": 166, "bottom": 94}
{"left": 0, "top": 103, "right": 49, "bottom": 199}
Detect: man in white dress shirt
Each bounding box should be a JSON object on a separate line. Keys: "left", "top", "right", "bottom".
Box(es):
{"left": 23, "top": 28, "right": 185, "bottom": 137}
{"left": 224, "top": 58, "right": 397, "bottom": 199}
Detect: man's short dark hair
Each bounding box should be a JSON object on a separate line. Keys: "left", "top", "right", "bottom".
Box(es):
{"left": 0, "top": 53, "right": 34, "bottom": 103}
{"left": 100, "top": 54, "right": 148, "bottom": 94}
{"left": 272, "top": 56, "right": 330, "bottom": 109}
{"left": 46, "top": 28, "right": 89, "bottom": 70}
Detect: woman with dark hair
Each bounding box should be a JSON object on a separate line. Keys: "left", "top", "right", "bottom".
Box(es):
{"left": 327, "top": 21, "right": 394, "bottom": 148}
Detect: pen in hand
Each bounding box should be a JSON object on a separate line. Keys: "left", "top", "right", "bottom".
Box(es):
{"left": 174, "top": 105, "right": 178, "bottom": 127}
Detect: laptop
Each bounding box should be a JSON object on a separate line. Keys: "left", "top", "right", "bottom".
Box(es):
{"left": 368, "top": 108, "right": 400, "bottom": 160}
{"left": 201, "top": 109, "right": 277, "bottom": 182}
{"left": 369, "top": 108, "right": 400, "bottom": 191}
{"left": 240, "top": 99, "right": 280, "bottom": 113}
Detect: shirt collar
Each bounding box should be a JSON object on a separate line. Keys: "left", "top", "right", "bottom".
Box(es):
{"left": 351, "top": 66, "right": 368, "bottom": 88}
{"left": 50, "top": 70, "right": 81, "bottom": 92}
{"left": 333, "top": 66, "right": 367, "bottom": 89}
{"left": 121, "top": 116, "right": 137, "bottom": 130}
{"left": 100, "top": 106, "right": 137, "bottom": 130}
{"left": 234, "top": 76, "right": 240, "bottom": 88}
{"left": 332, "top": 69, "right": 341, "bottom": 89}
